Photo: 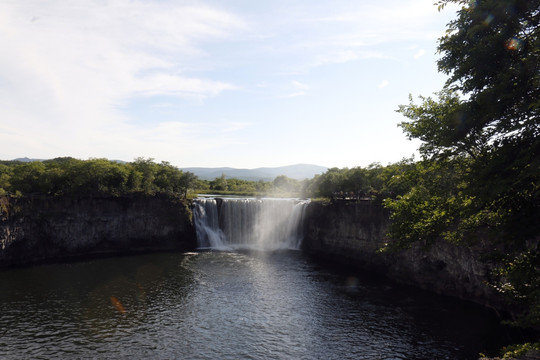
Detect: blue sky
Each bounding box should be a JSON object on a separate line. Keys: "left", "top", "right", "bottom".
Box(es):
{"left": 0, "top": 0, "right": 459, "bottom": 169}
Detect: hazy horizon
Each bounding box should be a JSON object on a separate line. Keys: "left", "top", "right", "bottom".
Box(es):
{"left": 9, "top": 157, "right": 328, "bottom": 169}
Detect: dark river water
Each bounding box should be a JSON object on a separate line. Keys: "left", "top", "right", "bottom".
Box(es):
{"left": 0, "top": 250, "right": 506, "bottom": 359}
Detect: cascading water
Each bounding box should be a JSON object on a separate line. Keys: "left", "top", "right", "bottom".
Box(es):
{"left": 193, "top": 197, "right": 310, "bottom": 250}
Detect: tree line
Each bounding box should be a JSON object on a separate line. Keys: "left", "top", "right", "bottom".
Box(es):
{"left": 0, "top": 156, "right": 414, "bottom": 200}
{"left": 0, "top": 157, "right": 196, "bottom": 198}
{"left": 0, "top": 157, "right": 313, "bottom": 198}
{"left": 194, "top": 174, "right": 302, "bottom": 196}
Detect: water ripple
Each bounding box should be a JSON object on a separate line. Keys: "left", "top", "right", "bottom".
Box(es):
{"left": 0, "top": 251, "right": 504, "bottom": 359}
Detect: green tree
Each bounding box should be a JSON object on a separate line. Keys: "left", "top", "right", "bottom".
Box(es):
{"left": 41, "top": 157, "right": 79, "bottom": 195}
{"left": 210, "top": 174, "right": 228, "bottom": 191}
{"left": 178, "top": 171, "right": 197, "bottom": 198}
{"left": 130, "top": 157, "right": 158, "bottom": 194}
{"left": 273, "top": 175, "right": 300, "bottom": 194}
{"left": 436, "top": 0, "right": 539, "bottom": 153}
{"left": 154, "top": 161, "right": 181, "bottom": 194}
{"left": 396, "top": 0, "right": 540, "bottom": 242}
{"left": 376, "top": 157, "right": 417, "bottom": 197}
{"left": 393, "top": 0, "right": 540, "bottom": 328}
{"left": 0, "top": 164, "right": 13, "bottom": 194}
{"left": 256, "top": 179, "right": 272, "bottom": 193}
{"left": 10, "top": 162, "right": 47, "bottom": 194}
{"left": 194, "top": 179, "right": 211, "bottom": 192}
{"left": 314, "top": 168, "right": 347, "bottom": 198}
{"left": 342, "top": 167, "right": 368, "bottom": 194}
{"left": 61, "top": 158, "right": 128, "bottom": 195}
{"left": 383, "top": 158, "right": 475, "bottom": 249}
{"left": 1, "top": 157, "right": 197, "bottom": 198}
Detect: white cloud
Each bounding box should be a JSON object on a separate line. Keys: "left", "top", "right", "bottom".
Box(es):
{"left": 310, "top": 50, "right": 379, "bottom": 68}
{"left": 378, "top": 80, "right": 389, "bottom": 89}
{"left": 292, "top": 81, "right": 310, "bottom": 90}
{"left": 285, "top": 91, "right": 307, "bottom": 98}
{"left": 220, "top": 122, "right": 252, "bottom": 133}
{"left": 134, "top": 74, "right": 238, "bottom": 99}
{"left": 259, "top": 0, "right": 452, "bottom": 73}
{"left": 0, "top": 0, "right": 459, "bottom": 167}
{"left": 414, "top": 49, "right": 426, "bottom": 59}
{"left": 283, "top": 80, "right": 311, "bottom": 97}
{"left": 0, "top": 0, "right": 247, "bottom": 162}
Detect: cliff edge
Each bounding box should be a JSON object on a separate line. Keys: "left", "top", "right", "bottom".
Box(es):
{"left": 302, "top": 200, "right": 508, "bottom": 311}
{"left": 0, "top": 194, "right": 197, "bottom": 267}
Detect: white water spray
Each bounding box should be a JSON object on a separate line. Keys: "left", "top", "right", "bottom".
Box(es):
{"left": 193, "top": 197, "right": 310, "bottom": 251}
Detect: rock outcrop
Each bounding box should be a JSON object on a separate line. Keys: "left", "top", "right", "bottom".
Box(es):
{"left": 0, "top": 194, "right": 197, "bottom": 267}
{"left": 302, "top": 200, "right": 507, "bottom": 310}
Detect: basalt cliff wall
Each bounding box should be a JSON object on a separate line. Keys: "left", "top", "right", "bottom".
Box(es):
{"left": 0, "top": 195, "right": 508, "bottom": 310}
{"left": 302, "top": 200, "right": 507, "bottom": 310}
{"left": 0, "top": 194, "right": 197, "bottom": 267}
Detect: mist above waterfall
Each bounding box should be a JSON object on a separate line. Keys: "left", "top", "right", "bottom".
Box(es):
{"left": 193, "top": 197, "right": 310, "bottom": 251}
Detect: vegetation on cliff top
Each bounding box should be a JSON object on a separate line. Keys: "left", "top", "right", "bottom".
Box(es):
{"left": 0, "top": 157, "right": 310, "bottom": 199}
{"left": 194, "top": 174, "right": 305, "bottom": 197}
{"left": 0, "top": 157, "right": 196, "bottom": 198}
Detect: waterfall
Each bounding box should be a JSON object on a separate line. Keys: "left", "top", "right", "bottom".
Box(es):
{"left": 193, "top": 197, "right": 310, "bottom": 251}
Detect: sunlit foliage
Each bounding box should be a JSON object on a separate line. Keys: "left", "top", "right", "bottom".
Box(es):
{"left": 302, "top": 160, "right": 418, "bottom": 201}
{"left": 392, "top": 0, "right": 540, "bottom": 329}
{"left": 0, "top": 157, "right": 196, "bottom": 198}
{"left": 197, "top": 174, "right": 297, "bottom": 196}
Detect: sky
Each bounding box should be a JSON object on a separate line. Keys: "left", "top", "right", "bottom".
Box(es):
{"left": 0, "top": 0, "right": 460, "bottom": 169}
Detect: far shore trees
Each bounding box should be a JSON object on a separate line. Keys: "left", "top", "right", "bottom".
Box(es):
{"left": 0, "top": 157, "right": 196, "bottom": 198}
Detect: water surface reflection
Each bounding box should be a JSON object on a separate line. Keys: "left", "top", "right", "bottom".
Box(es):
{"left": 0, "top": 251, "right": 505, "bottom": 359}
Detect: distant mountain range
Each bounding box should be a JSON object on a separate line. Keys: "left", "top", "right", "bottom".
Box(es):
{"left": 12, "top": 157, "right": 45, "bottom": 162}
{"left": 9, "top": 158, "right": 327, "bottom": 181}
{"left": 11, "top": 157, "right": 127, "bottom": 164}
{"left": 181, "top": 164, "right": 328, "bottom": 181}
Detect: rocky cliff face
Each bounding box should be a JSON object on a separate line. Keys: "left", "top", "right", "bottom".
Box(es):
{"left": 0, "top": 195, "right": 196, "bottom": 267}
{"left": 302, "top": 201, "right": 507, "bottom": 310}
{"left": 0, "top": 195, "right": 509, "bottom": 310}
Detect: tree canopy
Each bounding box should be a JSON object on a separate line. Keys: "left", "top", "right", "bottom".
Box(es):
{"left": 0, "top": 157, "right": 196, "bottom": 198}
{"left": 435, "top": 0, "right": 539, "bottom": 153}
{"left": 390, "top": 0, "right": 540, "bottom": 329}
{"left": 395, "top": 0, "right": 539, "bottom": 243}
{"left": 401, "top": 0, "right": 539, "bottom": 159}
